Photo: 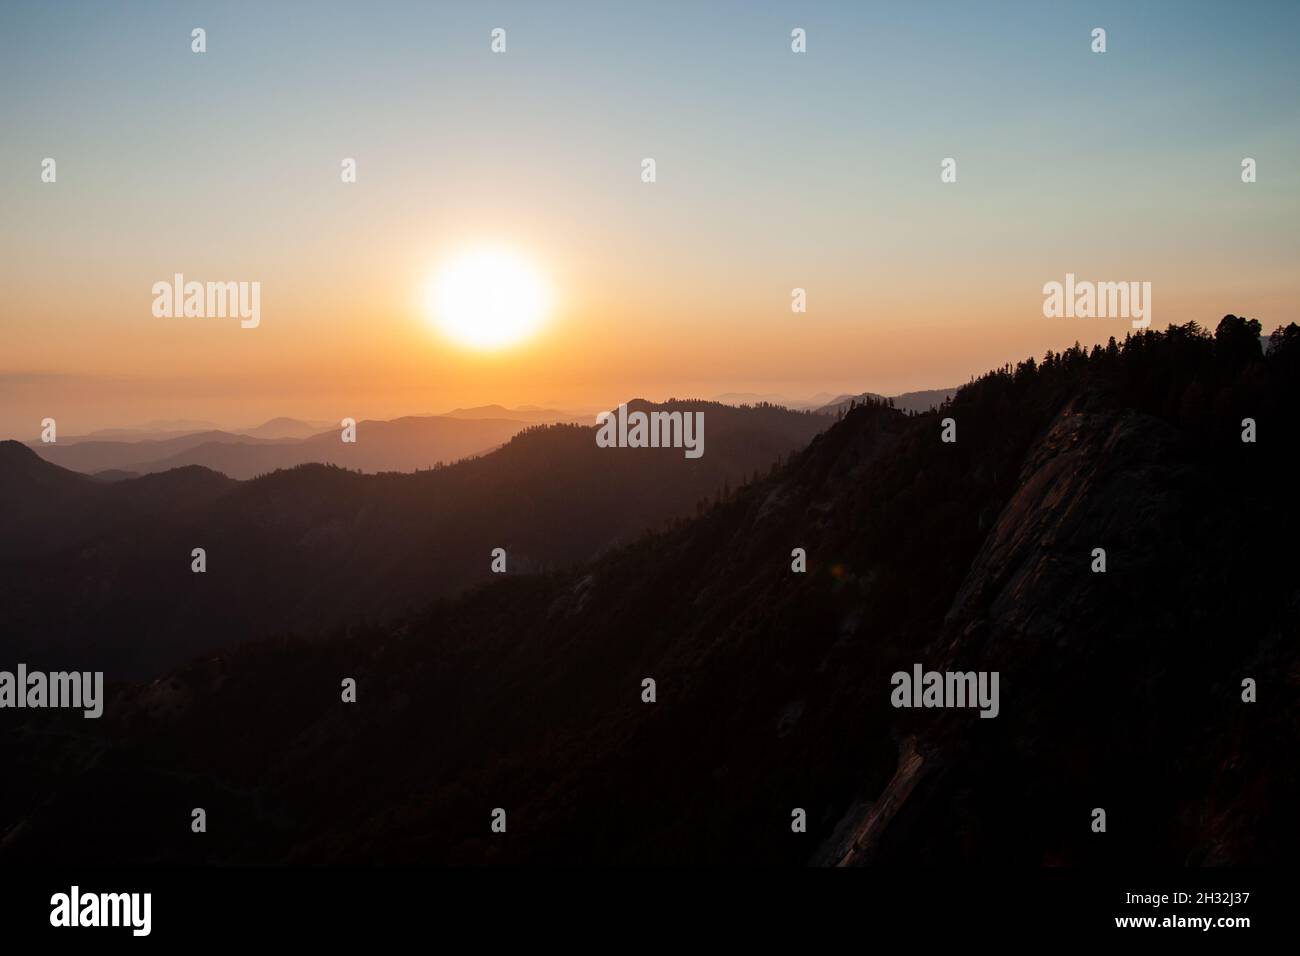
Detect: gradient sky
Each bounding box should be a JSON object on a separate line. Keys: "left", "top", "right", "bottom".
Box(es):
{"left": 2, "top": 0, "right": 1298, "bottom": 436}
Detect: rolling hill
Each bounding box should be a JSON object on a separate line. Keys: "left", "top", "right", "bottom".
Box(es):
{"left": 1, "top": 400, "right": 828, "bottom": 676}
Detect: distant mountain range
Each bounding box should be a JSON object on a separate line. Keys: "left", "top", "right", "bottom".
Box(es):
{"left": 237, "top": 417, "right": 334, "bottom": 440}
{"left": 65, "top": 418, "right": 332, "bottom": 443}
{"left": 439, "top": 404, "right": 581, "bottom": 424}
{"left": 24, "top": 398, "right": 948, "bottom": 480}
{"left": 0, "top": 399, "right": 828, "bottom": 676}
{"left": 29, "top": 414, "right": 556, "bottom": 480}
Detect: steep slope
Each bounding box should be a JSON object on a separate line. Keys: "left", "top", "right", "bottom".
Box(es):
{"left": 822, "top": 391, "right": 1296, "bottom": 865}
{"left": 0, "top": 441, "right": 106, "bottom": 550}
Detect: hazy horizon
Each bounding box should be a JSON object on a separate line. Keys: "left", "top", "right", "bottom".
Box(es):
{"left": 3, "top": 382, "right": 964, "bottom": 440}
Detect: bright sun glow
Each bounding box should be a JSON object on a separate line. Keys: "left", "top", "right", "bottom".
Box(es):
{"left": 427, "top": 247, "right": 551, "bottom": 350}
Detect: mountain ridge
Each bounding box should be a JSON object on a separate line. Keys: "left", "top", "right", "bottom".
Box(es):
{"left": 1, "top": 400, "right": 829, "bottom": 676}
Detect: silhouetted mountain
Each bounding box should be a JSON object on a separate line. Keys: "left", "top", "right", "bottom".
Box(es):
{"left": 0, "top": 401, "right": 827, "bottom": 676}
{"left": 69, "top": 425, "right": 220, "bottom": 443}
{"left": 713, "top": 389, "right": 957, "bottom": 415}
{"left": 818, "top": 387, "right": 957, "bottom": 416}
{"left": 72, "top": 420, "right": 222, "bottom": 441}
{"left": 238, "top": 417, "right": 333, "bottom": 440}
{"left": 0, "top": 441, "right": 103, "bottom": 551}
{"left": 2, "top": 319, "right": 1296, "bottom": 866}
{"left": 91, "top": 469, "right": 142, "bottom": 482}
{"left": 130, "top": 416, "right": 533, "bottom": 478}
{"left": 714, "top": 391, "right": 836, "bottom": 409}
{"left": 61, "top": 418, "right": 329, "bottom": 444}
{"left": 27, "top": 416, "right": 535, "bottom": 479}
{"left": 440, "top": 405, "right": 579, "bottom": 424}
{"left": 29, "top": 429, "right": 277, "bottom": 473}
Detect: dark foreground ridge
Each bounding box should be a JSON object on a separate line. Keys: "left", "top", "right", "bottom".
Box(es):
{"left": 1, "top": 317, "right": 1297, "bottom": 865}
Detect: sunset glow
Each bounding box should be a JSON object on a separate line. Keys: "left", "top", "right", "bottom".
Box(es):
{"left": 427, "top": 247, "right": 551, "bottom": 350}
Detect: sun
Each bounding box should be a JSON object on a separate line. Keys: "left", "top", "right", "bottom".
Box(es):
{"left": 426, "top": 246, "right": 551, "bottom": 350}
